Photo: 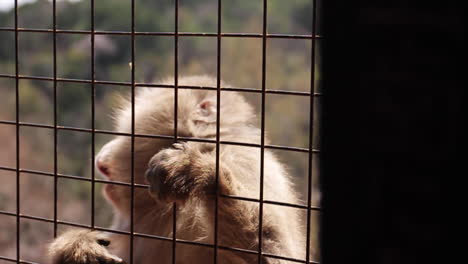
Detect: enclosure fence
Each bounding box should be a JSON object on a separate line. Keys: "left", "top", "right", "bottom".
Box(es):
{"left": 0, "top": 0, "right": 322, "bottom": 263}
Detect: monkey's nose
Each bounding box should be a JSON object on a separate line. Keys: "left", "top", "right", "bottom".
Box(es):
{"left": 96, "top": 158, "right": 111, "bottom": 178}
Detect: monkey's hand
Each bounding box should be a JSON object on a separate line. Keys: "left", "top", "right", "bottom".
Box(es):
{"left": 145, "top": 142, "right": 216, "bottom": 204}
{"left": 48, "top": 229, "right": 125, "bottom": 264}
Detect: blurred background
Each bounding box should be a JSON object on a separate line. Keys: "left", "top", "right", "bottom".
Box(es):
{"left": 0, "top": 0, "right": 321, "bottom": 263}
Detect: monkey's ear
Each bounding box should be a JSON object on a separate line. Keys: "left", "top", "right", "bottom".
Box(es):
{"left": 194, "top": 100, "right": 217, "bottom": 123}
{"left": 198, "top": 100, "right": 216, "bottom": 116}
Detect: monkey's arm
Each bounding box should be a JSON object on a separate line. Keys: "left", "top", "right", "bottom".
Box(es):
{"left": 48, "top": 229, "right": 125, "bottom": 264}
{"left": 145, "top": 142, "right": 258, "bottom": 203}
{"left": 145, "top": 142, "right": 285, "bottom": 263}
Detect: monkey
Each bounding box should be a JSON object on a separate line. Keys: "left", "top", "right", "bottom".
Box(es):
{"left": 48, "top": 76, "right": 308, "bottom": 264}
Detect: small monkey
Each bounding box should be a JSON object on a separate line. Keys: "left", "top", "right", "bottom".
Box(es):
{"left": 48, "top": 76, "right": 307, "bottom": 264}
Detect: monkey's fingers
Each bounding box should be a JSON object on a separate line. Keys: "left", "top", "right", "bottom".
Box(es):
{"left": 145, "top": 142, "right": 203, "bottom": 203}
{"left": 97, "top": 253, "right": 126, "bottom": 264}
{"left": 49, "top": 230, "right": 125, "bottom": 264}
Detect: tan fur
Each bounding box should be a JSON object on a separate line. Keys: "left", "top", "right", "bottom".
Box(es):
{"left": 48, "top": 76, "right": 307, "bottom": 264}
{"left": 48, "top": 230, "right": 123, "bottom": 264}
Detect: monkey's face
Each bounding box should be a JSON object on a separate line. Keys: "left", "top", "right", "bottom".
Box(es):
{"left": 95, "top": 135, "right": 167, "bottom": 214}
{"left": 94, "top": 89, "right": 219, "bottom": 213}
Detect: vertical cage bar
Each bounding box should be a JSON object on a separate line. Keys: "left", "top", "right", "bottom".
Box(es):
{"left": 130, "top": 0, "right": 136, "bottom": 263}
{"left": 214, "top": 0, "right": 222, "bottom": 263}
{"left": 258, "top": 0, "right": 267, "bottom": 263}
{"left": 14, "top": 0, "right": 20, "bottom": 263}
{"left": 90, "top": 0, "right": 96, "bottom": 229}
{"left": 52, "top": 0, "right": 59, "bottom": 238}
{"left": 306, "top": 0, "right": 318, "bottom": 262}
{"left": 172, "top": 0, "right": 179, "bottom": 264}
{"left": 172, "top": 0, "right": 180, "bottom": 263}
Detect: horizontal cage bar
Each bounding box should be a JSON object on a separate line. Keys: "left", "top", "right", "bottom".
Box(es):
{"left": 0, "top": 27, "right": 323, "bottom": 40}
{"left": 0, "top": 120, "right": 320, "bottom": 153}
{"left": 0, "top": 165, "right": 322, "bottom": 211}
{"left": 0, "top": 210, "right": 319, "bottom": 264}
{"left": 0, "top": 74, "right": 322, "bottom": 97}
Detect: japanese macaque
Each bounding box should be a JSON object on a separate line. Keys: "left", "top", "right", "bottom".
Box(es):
{"left": 48, "top": 76, "right": 308, "bottom": 264}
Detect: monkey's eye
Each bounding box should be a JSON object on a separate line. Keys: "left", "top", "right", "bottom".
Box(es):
{"left": 97, "top": 239, "right": 110, "bottom": 247}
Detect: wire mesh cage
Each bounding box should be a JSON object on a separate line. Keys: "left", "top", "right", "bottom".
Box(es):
{"left": 0, "top": 0, "right": 322, "bottom": 263}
